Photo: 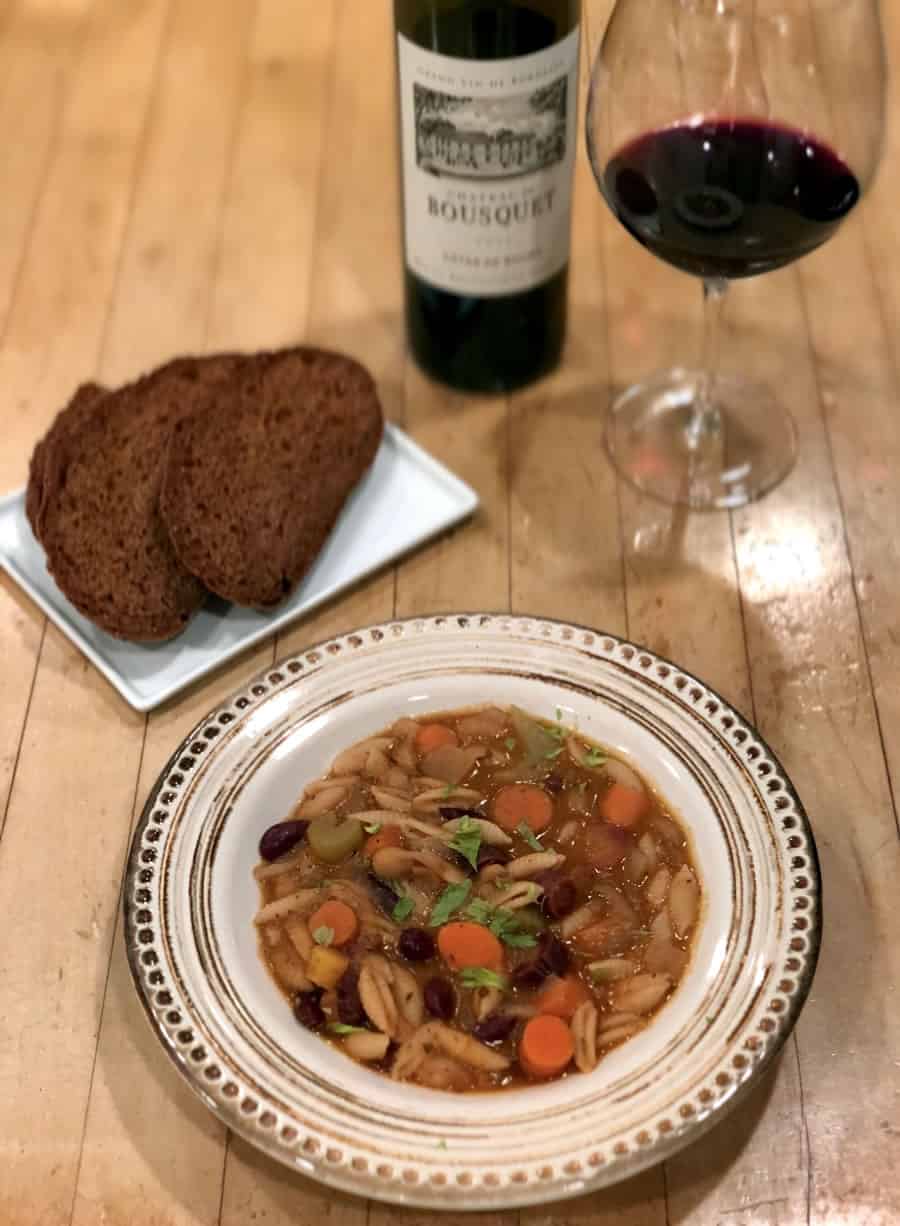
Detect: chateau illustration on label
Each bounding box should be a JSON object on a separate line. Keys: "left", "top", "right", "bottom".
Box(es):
{"left": 414, "top": 76, "right": 567, "bottom": 181}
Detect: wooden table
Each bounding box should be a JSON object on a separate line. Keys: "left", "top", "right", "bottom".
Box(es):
{"left": 2, "top": 1, "right": 898, "bottom": 1223}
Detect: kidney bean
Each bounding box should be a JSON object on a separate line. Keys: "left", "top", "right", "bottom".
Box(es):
{"left": 511, "top": 932, "right": 571, "bottom": 989}
{"left": 439, "top": 806, "right": 483, "bottom": 822}
{"left": 543, "top": 773, "right": 564, "bottom": 795}
{"left": 540, "top": 873, "right": 577, "bottom": 920}
{"left": 511, "top": 959, "right": 549, "bottom": 990}
{"left": 259, "top": 819, "right": 309, "bottom": 862}
{"left": 476, "top": 845, "right": 509, "bottom": 871}
{"left": 398, "top": 927, "right": 436, "bottom": 962}
{"left": 336, "top": 967, "right": 366, "bottom": 1027}
{"left": 424, "top": 976, "right": 456, "bottom": 1021}
{"left": 293, "top": 988, "right": 325, "bottom": 1030}
{"left": 472, "top": 1014, "right": 517, "bottom": 1045}
{"left": 537, "top": 931, "right": 571, "bottom": 977}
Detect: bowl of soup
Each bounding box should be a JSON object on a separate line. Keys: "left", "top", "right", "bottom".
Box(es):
{"left": 124, "top": 614, "right": 820, "bottom": 1209}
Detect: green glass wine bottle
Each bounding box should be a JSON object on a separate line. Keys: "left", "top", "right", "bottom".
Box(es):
{"left": 394, "top": 1, "right": 581, "bottom": 393}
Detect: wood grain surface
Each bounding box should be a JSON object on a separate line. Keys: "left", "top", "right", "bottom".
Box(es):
{"left": 0, "top": 2, "right": 897, "bottom": 1224}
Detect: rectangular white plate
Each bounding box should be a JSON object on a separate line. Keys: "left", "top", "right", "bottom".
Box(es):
{"left": 0, "top": 425, "right": 478, "bottom": 712}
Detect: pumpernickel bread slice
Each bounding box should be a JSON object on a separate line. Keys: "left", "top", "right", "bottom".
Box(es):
{"left": 161, "top": 347, "right": 383, "bottom": 607}
{"left": 26, "top": 382, "right": 107, "bottom": 542}
{"left": 39, "top": 355, "right": 244, "bottom": 641}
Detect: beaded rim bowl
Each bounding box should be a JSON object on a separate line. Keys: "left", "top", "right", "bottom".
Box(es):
{"left": 123, "top": 614, "right": 820, "bottom": 1210}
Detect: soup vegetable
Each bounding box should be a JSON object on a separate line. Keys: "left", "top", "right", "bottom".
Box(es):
{"left": 253, "top": 705, "right": 701, "bottom": 1091}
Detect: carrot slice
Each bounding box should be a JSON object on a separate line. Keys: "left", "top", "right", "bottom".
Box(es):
{"left": 492, "top": 784, "right": 554, "bottom": 834}
{"left": 599, "top": 783, "right": 648, "bottom": 829}
{"left": 519, "top": 1014, "right": 574, "bottom": 1079}
{"left": 364, "top": 824, "right": 404, "bottom": 859}
{"left": 536, "top": 973, "right": 592, "bottom": 1020}
{"left": 437, "top": 921, "right": 505, "bottom": 971}
{"left": 307, "top": 899, "right": 359, "bottom": 948}
{"left": 415, "top": 723, "right": 459, "bottom": 753}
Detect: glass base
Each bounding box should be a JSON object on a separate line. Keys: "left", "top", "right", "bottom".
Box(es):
{"left": 605, "top": 369, "right": 798, "bottom": 510}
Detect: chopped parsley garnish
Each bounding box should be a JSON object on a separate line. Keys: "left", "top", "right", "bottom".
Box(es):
{"left": 392, "top": 895, "right": 415, "bottom": 922}
{"left": 544, "top": 745, "right": 564, "bottom": 760}
{"left": 504, "top": 736, "right": 517, "bottom": 751}
{"left": 448, "top": 815, "right": 482, "bottom": 871}
{"left": 503, "top": 929, "right": 539, "bottom": 950}
{"left": 329, "top": 1022, "right": 367, "bottom": 1035}
{"left": 312, "top": 926, "right": 334, "bottom": 946}
{"left": 458, "top": 967, "right": 509, "bottom": 991}
{"left": 440, "top": 782, "right": 455, "bottom": 799}
{"left": 555, "top": 707, "right": 564, "bottom": 723}
{"left": 583, "top": 746, "right": 606, "bottom": 768}
{"left": 463, "top": 898, "right": 538, "bottom": 949}
{"left": 516, "top": 821, "right": 543, "bottom": 852}
{"left": 363, "top": 822, "right": 382, "bottom": 834}
{"left": 428, "top": 881, "right": 472, "bottom": 927}
{"left": 463, "top": 898, "right": 493, "bottom": 925}
{"left": 437, "top": 1139, "right": 448, "bottom": 1150}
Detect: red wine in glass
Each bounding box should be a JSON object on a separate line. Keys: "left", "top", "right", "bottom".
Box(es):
{"left": 585, "top": 0, "right": 885, "bottom": 511}
{"left": 602, "top": 119, "right": 860, "bottom": 280}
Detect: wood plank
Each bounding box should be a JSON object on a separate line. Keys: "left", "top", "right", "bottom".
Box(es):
{"left": 0, "top": 0, "right": 94, "bottom": 334}
{"left": 0, "top": 579, "right": 44, "bottom": 836}
{"left": 0, "top": 0, "right": 170, "bottom": 493}
{"left": 807, "top": 6, "right": 900, "bottom": 815}
{"left": 0, "top": 6, "right": 172, "bottom": 1226}
{"left": 727, "top": 253, "right": 900, "bottom": 1226}
{"left": 206, "top": 0, "right": 337, "bottom": 352}
{"left": 99, "top": 0, "right": 256, "bottom": 383}
{"left": 0, "top": 624, "right": 147, "bottom": 1226}
{"left": 863, "top": 2, "right": 900, "bottom": 354}
{"left": 508, "top": 89, "right": 624, "bottom": 635}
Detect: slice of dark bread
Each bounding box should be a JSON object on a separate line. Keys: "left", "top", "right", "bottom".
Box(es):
{"left": 26, "top": 382, "right": 107, "bottom": 542}
{"left": 160, "top": 347, "right": 383, "bottom": 607}
{"left": 39, "top": 356, "right": 244, "bottom": 641}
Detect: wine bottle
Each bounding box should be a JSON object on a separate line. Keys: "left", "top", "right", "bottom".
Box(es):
{"left": 394, "top": 0, "right": 581, "bottom": 393}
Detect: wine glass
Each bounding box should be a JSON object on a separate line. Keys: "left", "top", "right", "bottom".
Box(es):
{"left": 586, "top": 0, "right": 886, "bottom": 510}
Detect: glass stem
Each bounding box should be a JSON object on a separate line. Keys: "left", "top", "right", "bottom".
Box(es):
{"left": 687, "top": 277, "right": 729, "bottom": 450}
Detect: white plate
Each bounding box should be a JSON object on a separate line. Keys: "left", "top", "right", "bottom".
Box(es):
{"left": 0, "top": 427, "right": 477, "bottom": 711}
{"left": 123, "top": 614, "right": 821, "bottom": 1210}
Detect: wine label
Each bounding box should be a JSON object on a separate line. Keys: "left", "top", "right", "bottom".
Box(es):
{"left": 397, "top": 26, "right": 580, "bottom": 297}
